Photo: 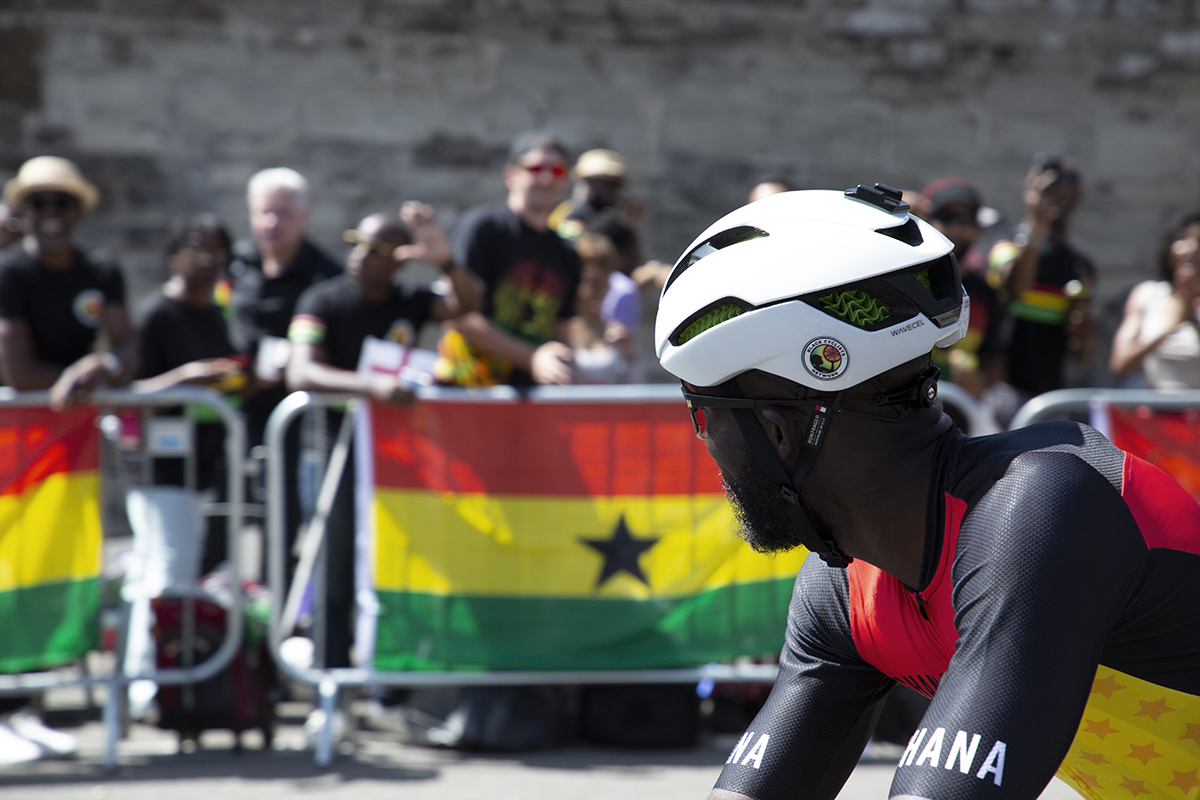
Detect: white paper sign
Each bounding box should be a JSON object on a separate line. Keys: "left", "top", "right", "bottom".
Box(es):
{"left": 355, "top": 336, "right": 437, "bottom": 387}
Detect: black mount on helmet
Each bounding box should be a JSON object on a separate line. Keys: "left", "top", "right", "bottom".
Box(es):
{"left": 845, "top": 183, "right": 910, "bottom": 214}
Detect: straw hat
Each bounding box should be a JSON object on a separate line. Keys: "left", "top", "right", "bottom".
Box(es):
{"left": 3, "top": 156, "right": 99, "bottom": 213}
{"left": 574, "top": 149, "right": 626, "bottom": 181}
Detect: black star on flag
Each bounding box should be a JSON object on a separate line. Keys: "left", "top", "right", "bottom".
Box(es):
{"left": 580, "top": 514, "right": 660, "bottom": 588}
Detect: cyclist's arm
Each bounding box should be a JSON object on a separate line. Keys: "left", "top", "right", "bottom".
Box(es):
{"left": 712, "top": 554, "right": 894, "bottom": 800}
{"left": 889, "top": 451, "right": 1144, "bottom": 800}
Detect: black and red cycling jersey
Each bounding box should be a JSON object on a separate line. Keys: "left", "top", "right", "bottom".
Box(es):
{"left": 715, "top": 421, "right": 1200, "bottom": 800}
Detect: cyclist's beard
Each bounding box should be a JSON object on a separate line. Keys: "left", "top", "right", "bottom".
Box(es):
{"left": 721, "top": 454, "right": 828, "bottom": 554}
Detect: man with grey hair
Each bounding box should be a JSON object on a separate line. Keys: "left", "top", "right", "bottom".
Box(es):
{"left": 227, "top": 167, "right": 340, "bottom": 444}
{"left": 228, "top": 168, "right": 340, "bottom": 369}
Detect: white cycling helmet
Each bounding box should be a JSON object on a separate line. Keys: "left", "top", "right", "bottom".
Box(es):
{"left": 656, "top": 184, "right": 969, "bottom": 391}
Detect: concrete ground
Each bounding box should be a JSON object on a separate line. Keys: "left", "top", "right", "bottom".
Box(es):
{"left": 0, "top": 687, "right": 1081, "bottom": 800}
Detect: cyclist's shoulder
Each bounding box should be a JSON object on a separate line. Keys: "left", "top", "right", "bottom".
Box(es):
{"left": 945, "top": 421, "right": 1123, "bottom": 506}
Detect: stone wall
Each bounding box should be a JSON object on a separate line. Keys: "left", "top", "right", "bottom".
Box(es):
{"left": 2, "top": 0, "right": 1200, "bottom": 380}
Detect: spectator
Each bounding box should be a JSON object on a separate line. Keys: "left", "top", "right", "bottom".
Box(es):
{"left": 988, "top": 155, "right": 1095, "bottom": 398}
{"left": 289, "top": 204, "right": 476, "bottom": 400}
{"left": 287, "top": 205, "right": 475, "bottom": 672}
{"left": 748, "top": 174, "right": 794, "bottom": 204}
{"left": 434, "top": 131, "right": 579, "bottom": 387}
{"left": 0, "top": 156, "right": 129, "bottom": 762}
{"left": 133, "top": 215, "right": 245, "bottom": 573}
{"left": 919, "top": 177, "right": 1014, "bottom": 425}
{"left": 1110, "top": 211, "right": 1200, "bottom": 389}
{"left": 0, "top": 201, "right": 23, "bottom": 250}
{"left": 550, "top": 148, "right": 629, "bottom": 241}
{"left": 225, "top": 167, "right": 339, "bottom": 583}
{"left": 226, "top": 167, "right": 340, "bottom": 443}
{"left": 583, "top": 210, "right": 642, "bottom": 328}
{"left": 0, "top": 156, "right": 134, "bottom": 409}
{"left": 134, "top": 215, "right": 242, "bottom": 394}
{"left": 567, "top": 232, "right": 635, "bottom": 383}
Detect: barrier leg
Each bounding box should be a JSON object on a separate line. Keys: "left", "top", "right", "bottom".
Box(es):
{"left": 103, "top": 669, "right": 122, "bottom": 772}
{"left": 316, "top": 678, "right": 338, "bottom": 767}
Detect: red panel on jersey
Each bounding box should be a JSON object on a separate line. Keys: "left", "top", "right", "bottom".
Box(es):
{"left": 847, "top": 494, "right": 967, "bottom": 695}
{"left": 1121, "top": 452, "right": 1200, "bottom": 556}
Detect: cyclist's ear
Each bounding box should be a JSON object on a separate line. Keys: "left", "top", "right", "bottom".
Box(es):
{"left": 760, "top": 405, "right": 806, "bottom": 467}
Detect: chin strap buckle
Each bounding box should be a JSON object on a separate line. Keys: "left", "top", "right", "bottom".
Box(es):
{"left": 818, "top": 548, "right": 853, "bottom": 568}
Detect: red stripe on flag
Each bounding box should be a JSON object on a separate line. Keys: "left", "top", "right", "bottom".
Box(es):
{"left": 1109, "top": 407, "right": 1200, "bottom": 502}
{"left": 0, "top": 406, "right": 99, "bottom": 497}
{"left": 372, "top": 400, "right": 725, "bottom": 497}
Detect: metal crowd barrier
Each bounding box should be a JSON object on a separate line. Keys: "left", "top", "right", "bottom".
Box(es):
{"left": 0, "top": 386, "right": 246, "bottom": 770}
{"left": 1010, "top": 387, "right": 1200, "bottom": 429}
{"left": 264, "top": 382, "right": 993, "bottom": 766}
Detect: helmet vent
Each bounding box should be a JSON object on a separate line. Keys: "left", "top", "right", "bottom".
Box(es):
{"left": 671, "top": 300, "right": 748, "bottom": 345}
{"left": 914, "top": 269, "right": 932, "bottom": 294}
{"left": 663, "top": 226, "right": 769, "bottom": 295}
{"left": 875, "top": 218, "right": 924, "bottom": 247}
{"left": 819, "top": 290, "right": 893, "bottom": 328}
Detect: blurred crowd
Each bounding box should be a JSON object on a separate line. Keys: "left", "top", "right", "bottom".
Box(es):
{"left": 1, "top": 136, "right": 1199, "bottom": 760}
{"left": 3, "top": 140, "right": 1199, "bottom": 418}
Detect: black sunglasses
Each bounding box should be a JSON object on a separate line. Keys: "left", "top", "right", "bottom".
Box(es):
{"left": 681, "top": 386, "right": 827, "bottom": 439}
{"left": 25, "top": 192, "right": 79, "bottom": 212}
{"left": 682, "top": 365, "right": 940, "bottom": 437}
{"left": 933, "top": 208, "right": 978, "bottom": 226}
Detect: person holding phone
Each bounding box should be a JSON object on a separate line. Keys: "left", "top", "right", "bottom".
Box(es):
{"left": 987, "top": 155, "right": 1096, "bottom": 399}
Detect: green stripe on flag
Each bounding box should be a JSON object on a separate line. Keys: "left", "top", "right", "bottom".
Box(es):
{"left": 373, "top": 576, "right": 795, "bottom": 671}
{"left": 0, "top": 577, "right": 100, "bottom": 674}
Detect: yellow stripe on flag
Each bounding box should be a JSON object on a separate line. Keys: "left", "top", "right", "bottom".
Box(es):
{"left": 0, "top": 471, "right": 102, "bottom": 592}
{"left": 374, "top": 488, "right": 806, "bottom": 599}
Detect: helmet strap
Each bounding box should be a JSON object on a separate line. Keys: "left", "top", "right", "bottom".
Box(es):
{"left": 729, "top": 391, "right": 852, "bottom": 568}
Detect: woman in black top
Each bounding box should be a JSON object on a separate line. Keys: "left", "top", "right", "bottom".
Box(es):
{"left": 134, "top": 215, "right": 245, "bottom": 573}
{"left": 135, "top": 215, "right": 243, "bottom": 392}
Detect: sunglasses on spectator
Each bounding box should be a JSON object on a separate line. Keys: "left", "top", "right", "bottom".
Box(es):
{"left": 681, "top": 385, "right": 825, "bottom": 439}
{"left": 343, "top": 229, "right": 397, "bottom": 259}
{"left": 933, "top": 208, "right": 978, "bottom": 226}
{"left": 25, "top": 192, "right": 80, "bottom": 212}
{"left": 522, "top": 162, "right": 568, "bottom": 177}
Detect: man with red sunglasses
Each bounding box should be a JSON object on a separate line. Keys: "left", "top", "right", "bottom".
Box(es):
{"left": 434, "top": 131, "right": 581, "bottom": 387}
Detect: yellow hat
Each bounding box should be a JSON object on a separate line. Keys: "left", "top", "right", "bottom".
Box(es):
{"left": 574, "top": 149, "right": 626, "bottom": 180}
{"left": 3, "top": 156, "right": 99, "bottom": 213}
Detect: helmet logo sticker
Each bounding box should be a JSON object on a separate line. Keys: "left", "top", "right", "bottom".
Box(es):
{"left": 803, "top": 337, "right": 849, "bottom": 381}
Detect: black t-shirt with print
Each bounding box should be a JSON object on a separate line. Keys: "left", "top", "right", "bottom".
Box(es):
{"left": 135, "top": 293, "right": 236, "bottom": 380}
{"left": 0, "top": 246, "right": 126, "bottom": 370}
{"left": 291, "top": 274, "right": 437, "bottom": 371}
{"left": 452, "top": 204, "right": 581, "bottom": 347}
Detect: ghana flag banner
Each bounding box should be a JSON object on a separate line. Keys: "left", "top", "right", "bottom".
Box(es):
{"left": 1104, "top": 406, "right": 1200, "bottom": 503}
{"left": 369, "top": 396, "right": 807, "bottom": 671}
{"left": 0, "top": 406, "right": 102, "bottom": 673}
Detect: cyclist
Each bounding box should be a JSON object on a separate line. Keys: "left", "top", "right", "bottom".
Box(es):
{"left": 654, "top": 185, "right": 1200, "bottom": 800}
